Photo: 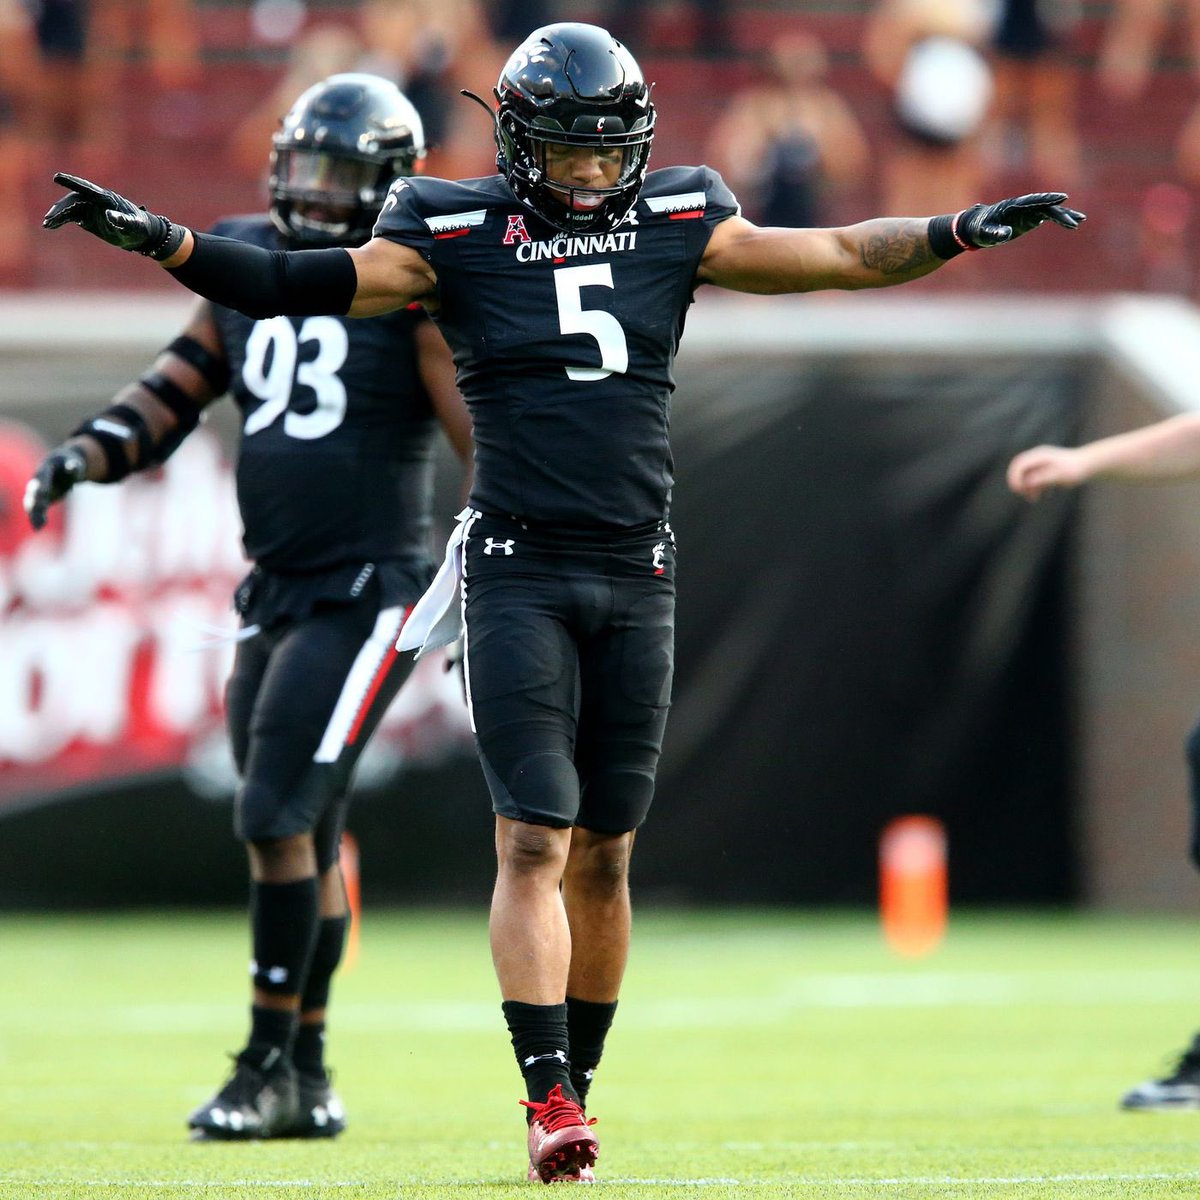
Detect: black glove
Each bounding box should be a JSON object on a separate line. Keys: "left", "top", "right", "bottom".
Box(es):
{"left": 43, "top": 172, "right": 186, "bottom": 260}
{"left": 957, "top": 192, "right": 1086, "bottom": 248}
{"left": 24, "top": 445, "right": 88, "bottom": 531}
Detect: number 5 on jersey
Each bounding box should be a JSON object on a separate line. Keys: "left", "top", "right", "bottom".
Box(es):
{"left": 554, "top": 264, "right": 628, "bottom": 382}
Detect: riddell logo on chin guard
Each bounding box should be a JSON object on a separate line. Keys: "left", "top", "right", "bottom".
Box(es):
{"left": 503, "top": 214, "right": 531, "bottom": 245}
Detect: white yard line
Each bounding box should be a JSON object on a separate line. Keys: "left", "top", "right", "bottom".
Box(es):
{"left": 4, "top": 1171, "right": 1200, "bottom": 1188}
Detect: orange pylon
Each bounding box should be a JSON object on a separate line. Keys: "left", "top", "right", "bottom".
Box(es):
{"left": 339, "top": 830, "right": 361, "bottom": 971}
{"left": 879, "top": 815, "right": 948, "bottom": 957}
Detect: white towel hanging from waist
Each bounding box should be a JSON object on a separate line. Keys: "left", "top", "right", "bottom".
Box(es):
{"left": 397, "top": 507, "right": 476, "bottom": 658}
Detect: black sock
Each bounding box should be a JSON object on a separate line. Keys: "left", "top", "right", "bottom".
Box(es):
{"left": 246, "top": 1005, "right": 297, "bottom": 1064}
{"left": 249, "top": 877, "right": 320, "bottom": 1002}
{"left": 566, "top": 996, "right": 617, "bottom": 1108}
{"left": 502, "top": 1000, "right": 575, "bottom": 1107}
{"left": 301, "top": 914, "right": 348, "bottom": 1014}
{"left": 293, "top": 1021, "right": 327, "bottom": 1076}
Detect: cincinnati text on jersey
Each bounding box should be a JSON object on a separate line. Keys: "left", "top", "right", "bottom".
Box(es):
{"left": 514, "top": 230, "right": 639, "bottom": 263}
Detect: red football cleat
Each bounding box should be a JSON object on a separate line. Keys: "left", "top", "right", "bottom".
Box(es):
{"left": 526, "top": 1162, "right": 595, "bottom": 1183}
{"left": 521, "top": 1083, "right": 598, "bottom": 1184}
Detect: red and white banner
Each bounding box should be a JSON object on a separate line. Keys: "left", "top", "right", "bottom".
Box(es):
{"left": 0, "top": 419, "right": 472, "bottom": 814}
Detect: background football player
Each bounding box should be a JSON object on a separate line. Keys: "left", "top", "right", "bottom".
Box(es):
{"left": 27, "top": 73, "right": 472, "bottom": 1141}
{"left": 1009, "top": 413, "right": 1200, "bottom": 1113}
{"left": 42, "top": 22, "right": 1082, "bottom": 1180}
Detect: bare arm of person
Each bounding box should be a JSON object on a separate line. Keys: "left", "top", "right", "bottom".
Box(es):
{"left": 345, "top": 237, "right": 438, "bottom": 316}
{"left": 43, "top": 174, "right": 438, "bottom": 318}
{"left": 698, "top": 212, "right": 943, "bottom": 292}
{"left": 159, "top": 227, "right": 436, "bottom": 318}
{"left": 1008, "top": 412, "right": 1200, "bottom": 502}
{"left": 697, "top": 192, "right": 1085, "bottom": 294}
{"left": 414, "top": 319, "right": 474, "bottom": 503}
{"left": 24, "top": 300, "right": 228, "bottom": 528}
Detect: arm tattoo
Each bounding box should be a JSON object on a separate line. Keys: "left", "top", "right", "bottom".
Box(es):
{"left": 859, "top": 220, "right": 937, "bottom": 276}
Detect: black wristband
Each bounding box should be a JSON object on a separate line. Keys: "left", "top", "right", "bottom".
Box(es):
{"left": 139, "top": 370, "right": 198, "bottom": 423}
{"left": 71, "top": 415, "right": 138, "bottom": 480}
{"left": 138, "top": 370, "right": 202, "bottom": 465}
{"left": 928, "top": 213, "right": 968, "bottom": 260}
{"left": 168, "top": 233, "right": 358, "bottom": 320}
{"left": 139, "top": 214, "right": 186, "bottom": 261}
{"left": 167, "top": 334, "right": 232, "bottom": 393}
{"left": 107, "top": 403, "right": 156, "bottom": 465}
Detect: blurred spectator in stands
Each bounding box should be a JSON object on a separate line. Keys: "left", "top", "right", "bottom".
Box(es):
{"left": 985, "top": 0, "right": 1082, "bottom": 190}
{"left": 22, "top": 0, "right": 201, "bottom": 174}
{"left": 487, "top": 0, "right": 551, "bottom": 42}
{"left": 705, "top": 32, "right": 869, "bottom": 227}
{"left": 607, "top": 0, "right": 731, "bottom": 58}
{"left": 230, "top": 0, "right": 499, "bottom": 186}
{"left": 229, "top": 24, "right": 364, "bottom": 180}
{"left": 122, "top": 0, "right": 202, "bottom": 90}
{"left": 1098, "top": 0, "right": 1200, "bottom": 101}
{"left": 0, "top": 0, "right": 201, "bottom": 277}
{"left": 1175, "top": 92, "right": 1200, "bottom": 182}
{"left": 1169, "top": 105, "right": 1200, "bottom": 292}
{"left": 1135, "top": 180, "right": 1194, "bottom": 293}
{"left": 0, "top": 0, "right": 37, "bottom": 281}
{"left": 359, "top": 0, "right": 500, "bottom": 177}
{"left": 864, "top": 0, "right": 994, "bottom": 215}
{"left": 21, "top": 0, "right": 111, "bottom": 173}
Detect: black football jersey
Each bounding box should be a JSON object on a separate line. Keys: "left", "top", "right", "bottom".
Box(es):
{"left": 373, "top": 166, "right": 739, "bottom": 529}
{"left": 209, "top": 216, "right": 438, "bottom": 572}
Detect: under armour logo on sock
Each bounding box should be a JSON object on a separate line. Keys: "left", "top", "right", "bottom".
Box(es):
{"left": 523, "top": 1050, "right": 568, "bottom": 1067}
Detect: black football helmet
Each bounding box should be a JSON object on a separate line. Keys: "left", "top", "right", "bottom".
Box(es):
{"left": 493, "top": 23, "right": 655, "bottom": 234}
{"left": 269, "top": 73, "right": 425, "bottom": 247}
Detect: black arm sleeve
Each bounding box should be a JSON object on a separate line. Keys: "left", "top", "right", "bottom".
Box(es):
{"left": 166, "top": 233, "right": 358, "bottom": 320}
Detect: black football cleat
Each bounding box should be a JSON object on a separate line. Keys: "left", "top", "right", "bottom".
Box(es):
{"left": 284, "top": 1068, "right": 347, "bottom": 1138}
{"left": 187, "top": 1047, "right": 299, "bottom": 1139}
{"left": 1121, "top": 1034, "right": 1200, "bottom": 1110}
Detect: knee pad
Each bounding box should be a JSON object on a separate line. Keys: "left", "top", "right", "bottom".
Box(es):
{"left": 578, "top": 767, "right": 655, "bottom": 834}
{"left": 236, "top": 780, "right": 317, "bottom": 843}
{"left": 483, "top": 749, "right": 580, "bottom": 828}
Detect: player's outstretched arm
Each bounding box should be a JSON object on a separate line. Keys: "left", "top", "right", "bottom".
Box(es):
{"left": 43, "top": 173, "right": 434, "bottom": 319}
{"left": 415, "top": 320, "right": 475, "bottom": 502}
{"left": 24, "top": 302, "right": 228, "bottom": 529}
{"left": 1008, "top": 412, "right": 1200, "bottom": 502}
{"left": 42, "top": 172, "right": 189, "bottom": 260}
{"left": 699, "top": 193, "right": 1085, "bottom": 294}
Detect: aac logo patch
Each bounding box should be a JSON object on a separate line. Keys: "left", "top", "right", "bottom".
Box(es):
{"left": 503, "top": 214, "right": 531, "bottom": 245}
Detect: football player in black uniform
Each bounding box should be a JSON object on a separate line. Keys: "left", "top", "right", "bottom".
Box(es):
{"left": 43, "top": 22, "right": 1083, "bottom": 1181}
{"left": 29, "top": 74, "right": 472, "bottom": 1142}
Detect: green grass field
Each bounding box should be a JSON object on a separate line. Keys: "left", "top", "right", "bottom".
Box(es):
{"left": 3, "top": 909, "right": 1200, "bottom": 1198}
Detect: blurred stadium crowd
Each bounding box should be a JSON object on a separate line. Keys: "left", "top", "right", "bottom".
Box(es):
{"left": 0, "top": 0, "right": 1196, "bottom": 295}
